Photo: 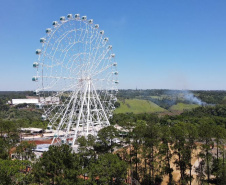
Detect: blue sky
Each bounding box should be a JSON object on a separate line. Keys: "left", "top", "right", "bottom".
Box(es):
{"left": 0, "top": 0, "right": 226, "bottom": 90}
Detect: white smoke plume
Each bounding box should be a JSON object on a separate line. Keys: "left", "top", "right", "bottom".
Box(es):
{"left": 182, "top": 90, "right": 205, "bottom": 105}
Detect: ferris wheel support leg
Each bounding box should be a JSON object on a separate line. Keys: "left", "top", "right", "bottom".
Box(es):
{"left": 51, "top": 137, "right": 56, "bottom": 145}
{"left": 56, "top": 90, "right": 77, "bottom": 132}
{"left": 72, "top": 82, "right": 89, "bottom": 146}
{"left": 50, "top": 89, "right": 79, "bottom": 146}
{"left": 66, "top": 88, "right": 80, "bottom": 138}
{"left": 89, "top": 90, "right": 99, "bottom": 135}
{"left": 91, "top": 82, "right": 110, "bottom": 126}
{"left": 86, "top": 80, "right": 91, "bottom": 137}
{"left": 47, "top": 89, "right": 77, "bottom": 129}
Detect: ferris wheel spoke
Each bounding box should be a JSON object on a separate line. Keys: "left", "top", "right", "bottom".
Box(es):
{"left": 89, "top": 47, "right": 110, "bottom": 74}
{"left": 64, "top": 52, "right": 86, "bottom": 69}
{"left": 87, "top": 31, "right": 103, "bottom": 70}
{"left": 92, "top": 63, "right": 113, "bottom": 78}
{"left": 88, "top": 33, "right": 103, "bottom": 70}
{"left": 37, "top": 75, "right": 80, "bottom": 80}
{"left": 38, "top": 81, "right": 79, "bottom": 102}
{"left": 43, "top": 91, "right": 75, "bottom": 122}
{"left": 44, "top": 30, "right": 75, "bottom": 62}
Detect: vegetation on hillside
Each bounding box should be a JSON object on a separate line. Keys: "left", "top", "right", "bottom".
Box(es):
{"left": 114, "top": 99, "right": 166, "bottom": 114}
{"left": 169, "top": 103, "right": 199, "bottom": 111}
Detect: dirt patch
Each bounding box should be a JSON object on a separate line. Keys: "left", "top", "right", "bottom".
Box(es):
{"left": 29, "top": 139, "right": 53, "bottom": 145}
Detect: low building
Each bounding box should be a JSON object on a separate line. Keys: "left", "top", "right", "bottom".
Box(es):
{"left": 39, "top": 96, "right": 60, "bottom": 105}
{"left": 11, "top": 99, "right": 39, "bottom": 105}
{"left": 21, "top": 128, "right": 43, "bottom": 134}
{"left": 11, "top": 96, "right": 59, "bottom": 105}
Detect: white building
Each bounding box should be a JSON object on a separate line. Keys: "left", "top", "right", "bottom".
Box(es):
{"left": 21, "top": 128, "right": 43, "bottom": 133}
{"left": 11, "top": 96, "right": 59, "bottom": 105}
{"left": 12, "top": 99, "right": 39, "bottom": 105}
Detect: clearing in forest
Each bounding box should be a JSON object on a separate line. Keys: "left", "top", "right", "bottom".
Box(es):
{"left": 169, "top": 103, "right": 200, "bottom": 111}
{"left": 114, "top": 99, "right": 167, "bottom": 114}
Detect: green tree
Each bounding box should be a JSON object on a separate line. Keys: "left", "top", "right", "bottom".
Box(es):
{"left": 131, "top": 120, "right": 146, "bottom": 181}
{"left": 16, "top": 141, "right": 36, "bottom": 161}
{"left": 0, "top": 120, "right": 19, "bottom": 159}
{"left": 77, "top": 135, "right": 97, "bottom": 182}
{"left": 32, "top": 144, "right": 82, "bottom": 185}
{"left": 95, "top": 126, "right": 119, "bottom": 154}
{"left": 198, "top": 121, "right": 214, "bottom": 183}
{"left": 0, "top": 159, "right": 31, "bottom": 185}
{"left": 185, "top": 123, "right": 198, "bottom": 185}
{"left": 171, "top": 122, "right": 189, "bottom": 184}
{"left": 90, "top": 153, "right": 127, "bottom": 185}
{"left": 142, "top": 122, "right": 162, "bottom": 184}
{"left": 159, "top": 125, "right": 174, "bottom": 185}
{"left": 0, "top": 138, "right": 8, "bottom": 159}
{"left": 211, "top": 126, "right": 226, "bottom": 183}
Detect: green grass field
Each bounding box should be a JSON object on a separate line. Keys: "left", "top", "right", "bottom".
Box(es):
{"left": 149, "top": 96, "right": 162, "bottom": 99}
{"left": 169, "top": 103, "right": 199, "bottom": 111}
{"left": 114, "top": 99, "right": 167, "bottom": 114}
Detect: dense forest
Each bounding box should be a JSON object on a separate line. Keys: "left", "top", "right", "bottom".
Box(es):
{"left": 1, "top": 90, "right": 226, "bottom": 184}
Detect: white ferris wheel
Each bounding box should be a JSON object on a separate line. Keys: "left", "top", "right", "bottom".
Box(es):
{"left": 32, "top": 14, "right": 118, "bottom": 146}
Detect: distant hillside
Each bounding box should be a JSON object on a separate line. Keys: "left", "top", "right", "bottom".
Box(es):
{"left": 114, "top": 99, "right": 167, "bottom": 114}
{"left": 117, "top": 89, "right": 226, "bottom": 105}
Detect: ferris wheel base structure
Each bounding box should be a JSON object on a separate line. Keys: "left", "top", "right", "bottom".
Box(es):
{"left": 50, "top": 79, "right": 111, "bottom": 146}
{"left": 32, "top": 13, "right": 118, "bottom": 147}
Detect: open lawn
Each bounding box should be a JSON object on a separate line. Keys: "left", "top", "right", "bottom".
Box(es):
{"left": 114, "top": 99, "right": 167, "bottom": 114}
{"left": 149, "top": 95, "right": 163, "bottom": 99}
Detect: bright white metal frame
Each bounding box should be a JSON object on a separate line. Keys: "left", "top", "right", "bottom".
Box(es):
{"left": 32, "top": 14, "right": 118, "bottom": 146}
